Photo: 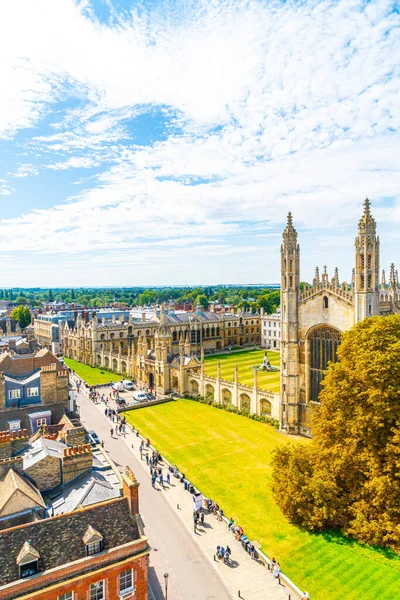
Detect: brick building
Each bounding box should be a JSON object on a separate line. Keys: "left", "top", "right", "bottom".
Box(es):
{"left": 0, "top": 348, "right": 73, "bottom": 434}
{"left": 0, "top": 424, "right": 149, "bottom": 600}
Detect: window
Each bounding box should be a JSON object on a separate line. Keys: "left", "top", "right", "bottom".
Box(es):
{"left": 120, "top": 568, "right": 134, "bottom": 593}
{"left": 86, "top": 540, "right": 103, "bottom": 555}
{"left": 323, "top": 296, "right": 328, "bottom": 309}
{"left": 9, "top": 389, "right": 21, "bottom": 400}
{"left": 59, "top": 593, "right": 74, "bottom": 600}
{"left": 36, "top": 418, "right": 47, "bottom": 427}
{"left": 19, "top": 561, "right": 38, "bottom": 578}
{"left": 8, "top": 419, "right": 21, "bottom": 431}
{"left": 90, "top": 581, "right": 104, "bottom": 600}
{"left": 27, "top": 387, "right": 39, "bottom": 397}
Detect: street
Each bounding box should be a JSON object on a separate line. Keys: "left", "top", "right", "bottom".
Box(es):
{"left": 76, "top": 386, "right": 233, "bottom": 600}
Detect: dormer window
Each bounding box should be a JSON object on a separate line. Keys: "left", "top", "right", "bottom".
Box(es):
{"left": 16, "top": 541, "right": 40, "bottom": 579}
{"left": 83, "top": 525, "right": 104, "bottom": 556}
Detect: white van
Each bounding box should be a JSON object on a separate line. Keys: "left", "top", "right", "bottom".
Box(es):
{"left": 111, "top": 381, "right": 124, "bottom": 392}
{"left": 133, "top": 391, "right": 148, "bottom": 403}
{"left": 123, "top": 380, "right": 134, "bottom": 390}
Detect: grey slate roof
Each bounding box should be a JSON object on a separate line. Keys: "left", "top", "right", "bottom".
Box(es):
{"left": 0, "top": 498, "right": 139, "bottom": 585}
{"left": 22, "top": 437, "right": 66, "bottom": 470}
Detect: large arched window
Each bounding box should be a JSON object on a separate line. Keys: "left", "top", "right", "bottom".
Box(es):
{"left": 309, "top": 326, "right": 341, "bottom": 402}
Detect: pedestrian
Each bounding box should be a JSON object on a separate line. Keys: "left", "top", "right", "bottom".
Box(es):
{"left": 150, "top": 465, "right": 153, "bottom": 476}
{"left": 159, "top": 473, "right": 164, "bottom": 488}
{"left": 146, "top": 454, "right": 149, "bottom": 465}
{"left": 166, "top": 472, "right": 170, "bottom": 485}
{"left": 101, "top": 440, "right": 104, "bottom": 448}
{"left": 249, "top": 543, "right": 255, "bottom": 559}
{"left": 273, "top": 562, "right": 281, "bottom": 579}
{"left": 200, "top": 512, "right": 205, "bottom": 526}
{"left": 110, "top": 428, "right": 114, "bottom": 437}
{"left": 151, "top": 476, "right": 156, "bottom": 489}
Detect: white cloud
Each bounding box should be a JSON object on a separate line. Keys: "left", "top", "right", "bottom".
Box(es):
{"left": 0, "top": 0, "right": 399, "bottom": 285}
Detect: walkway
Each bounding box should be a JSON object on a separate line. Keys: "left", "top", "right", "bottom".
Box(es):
{"left": 76, "top": 383, "right": 290, "bottom": 600}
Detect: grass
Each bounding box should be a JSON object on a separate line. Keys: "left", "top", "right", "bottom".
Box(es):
{"left": 204, "top": 348, "right": 280, "bottom": 393}
{"left": 63, "top": 357, "right": 123, "bottom": 386}
{"left": 125, "top": 399, "right": 400, "bottom": 600}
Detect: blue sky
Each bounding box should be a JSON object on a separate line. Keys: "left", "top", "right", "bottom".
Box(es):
{"left": 0, "top": 0, "right": 399, "bottom": 286}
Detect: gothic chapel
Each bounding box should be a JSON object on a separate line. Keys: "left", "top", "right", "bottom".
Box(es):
{"left": 280, "top": 199, "right": 400, "bottom": 436}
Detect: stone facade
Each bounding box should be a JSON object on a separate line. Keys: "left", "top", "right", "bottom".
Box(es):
{"left": 63, "top": 306, "right": 261, "bottom": 395}
{"left": 280, "top": 199, "right": 400, "bottom": 436}
{"left": 261, "top": 309, "right": 281, "bottom": 349}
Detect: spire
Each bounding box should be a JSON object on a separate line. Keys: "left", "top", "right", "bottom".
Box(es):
{"left": 313, "top": 266, "right": 320, "bottom": 287}
{"left": 333, "top": 267, "right": 339, "bottom": 287}
{"left": 381, "top": 269, "right": 386, "bottom": 289}
{"left": 389, "top": 263, "right": 396, "bottom": 290}
{"left": 358, "top": 197, "right": 376, "bottom": 234}
{"left": 283, "top": 211, "right": 297, "bottom": 240}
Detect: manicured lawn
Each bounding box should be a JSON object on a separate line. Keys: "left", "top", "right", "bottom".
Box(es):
{"left": 125, "top": 400, "right": 400, "bottom": 600}
{"left": 204, "top": 348, "right": 280, "bottom": 392}
{"left": 64, "top": 358, "right": 123, "bottom": 386}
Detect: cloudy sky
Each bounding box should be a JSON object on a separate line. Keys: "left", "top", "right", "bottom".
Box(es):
{"left": 0, "top": 0, "right": 399, "bottom": 287}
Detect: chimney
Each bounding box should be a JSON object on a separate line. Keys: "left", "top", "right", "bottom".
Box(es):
{"left": 122, "top": 466, "right": 140, "bottom": 515}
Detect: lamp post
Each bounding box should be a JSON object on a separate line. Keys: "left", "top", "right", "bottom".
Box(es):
{"left": 164, "top": 572, "right": 169, "bottom": 599}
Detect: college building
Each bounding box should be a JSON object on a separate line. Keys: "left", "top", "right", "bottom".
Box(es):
{"left": 280, "top": 199, "right": 400, "bottom": 436}
{"left": 0, "top": 414, "right": 149, "bottom": 600}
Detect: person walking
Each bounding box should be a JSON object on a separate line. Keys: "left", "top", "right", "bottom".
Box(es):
{"left": 110, "top": 428, "right": 114, "bottom": 437}
{"left": 151, "top": 475, "right": 156, "bottom": 489}
{"left": 159, "top": 473, "right": 164, "bottom": 489}
{"left": 166, "top": 472, "right": 170, "bottom": 485}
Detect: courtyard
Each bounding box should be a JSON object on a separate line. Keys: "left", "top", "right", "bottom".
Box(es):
{"left": 124, "top": 399, "right": 400, "bottom": 600}
{"left": 204, "top": 348, "right": 280, "bottom": 392}
{"left": 63, "top": 357, "right": 123, "bottom": 386}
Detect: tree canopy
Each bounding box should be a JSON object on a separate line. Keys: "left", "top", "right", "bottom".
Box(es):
{"left": 11, "top": 305, "right": 31, "bottom": 329}
{"left": 271, "top": 315, "right": 400, "bottom": 552}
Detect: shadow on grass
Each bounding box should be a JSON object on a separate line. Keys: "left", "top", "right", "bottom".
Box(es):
{"left": 311, "top": 529, "right": 400, "bottom": 563}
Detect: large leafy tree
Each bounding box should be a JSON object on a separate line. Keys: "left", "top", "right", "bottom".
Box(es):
{"left": 11, "top": 305, "right": 32, "bottom": 329}
{"left": 272, "top": 315, "right": 400, "bottom": 551}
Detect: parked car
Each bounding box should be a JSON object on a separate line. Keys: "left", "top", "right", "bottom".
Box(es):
{"left": 133, "top": 391, "right": 148, "bottom": 403}
{"left": 88, "top": 430, "right": 101, "bottom": 446}
{"left": 123, "top": 380, "right": 134, "bottom": 390}
{"left": 112, "top": 381, "right": 124, "bottom": 391}
{"left": 115, "top": 397, "right": 127, "bottom": 407}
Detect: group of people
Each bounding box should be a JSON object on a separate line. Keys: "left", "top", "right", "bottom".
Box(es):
{"left": 205, "top": 498, "right": 224, "bottom": 521}
{"left": 193, "top": 509, "right": 205, "bottom": 532}
{"left": 216, "top": 545, "right": 231, "bottom": 564}
{"left": 107, "top": 409, "right": 127, "bottom": 436}
{"left": 145, "top": 447, "right": 171, "bottom": 489}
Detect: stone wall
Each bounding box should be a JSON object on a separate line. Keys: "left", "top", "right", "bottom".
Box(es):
{"left": 41, "top": 366, "right": 69, "bottom": 406}
{"left": 61, "top": 445, "right": 92, "bottom": 484}
{"left": 0, "top": 430, "right": 29, "bottom": 459}
{"left": 24, "top": 455, "right": 61, "bottom": 491}
{"left": 0, "top": 456, "right": 24, "bottom": 480}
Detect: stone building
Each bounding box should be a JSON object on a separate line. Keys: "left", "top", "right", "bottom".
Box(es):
{"left": 261, "top": 308, "right": 281, "bottom": 350}
{"left": 280, "top": 199, "right": 400, "bottom": 436}
{"left": 0, "top": 348, "right": 72, "bottom": 434}
{"left": 0, "top": 425, "right": 149, "bottom": 600}
{"left": 63, "top": 305, "right": 261, "bottom": 395}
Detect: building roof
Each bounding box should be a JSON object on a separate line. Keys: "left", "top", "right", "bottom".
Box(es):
{"left": 0, "top": 497, "right": 140, "bottom": 585}
{"left": 47, "top": 468, "right": 121, "bottom": 516}
{"left": 0, "top": 469, "right": 45, "bottom": 517}
{"left": 22, "top": 437, "right": 66, "bottom": 470}
{"left": 0, "top": 348, "right": 64, "bottom": 377}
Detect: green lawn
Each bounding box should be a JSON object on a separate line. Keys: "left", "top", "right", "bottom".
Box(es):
{"left": 125, "top": 400, "right": 400, "bottom": 600}
{"left": 64, "top": 358, "right": 123, "bottom": 386}
{"left": 204, "top": 349, "right": 280, "bottom": 393}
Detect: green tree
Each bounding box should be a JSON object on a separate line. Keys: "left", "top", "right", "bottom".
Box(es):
{"left": 11, "top": 305, "right": 31, "bottom": 329}
{"left": 195, "top": 294, "right": 209, "bottom": 309}
{"left": 14, "top": 295, "right": 28, "bottom": 305}
{"left": 48, "top": 289, "right": 54, "bottom": 302}
{"left": 271, "top": 315, "right": 400, "bottom": 551}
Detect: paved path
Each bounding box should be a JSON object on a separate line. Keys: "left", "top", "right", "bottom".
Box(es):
{"left": 75, "top": 383, "right": 289, "bottom": 600}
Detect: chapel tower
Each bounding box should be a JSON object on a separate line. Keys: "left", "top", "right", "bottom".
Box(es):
{"left": 354, "top": 198, "right": 380, "bottom": 322}
{"left": 280, "top": 212, "right": 300, "bottom": 432}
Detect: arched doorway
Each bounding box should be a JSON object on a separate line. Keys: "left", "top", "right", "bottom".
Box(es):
{"left": 96, "top": 354, "right": 102, "bottom": 366}
{"left": 205, "top": 384, "right": 215, "bottom": 400}
{"left": 104, "top": 356, "right": 109, "bottom": 368}
{"left": 112, "top": 358, "right": 118, "bottom": 371}
{"left": 240, "top": 393, "right": 251, "bottom": 411}
{"left": 190, "top": 380, "right": 199, "bottom": 395}
{"left": 309, "top": 325, "right": 341, "bottom": 402}
{"left": 260, "top": 398, "right": 272, "bottom": 415}
{"left": 149, "top": 373, "right": 155, "bottom": 390}
{"left": 221, "top": 388, "right": 232, "bottom": 405}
